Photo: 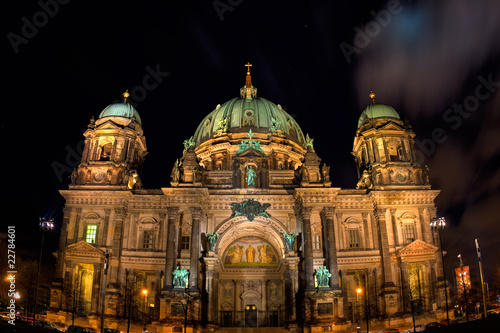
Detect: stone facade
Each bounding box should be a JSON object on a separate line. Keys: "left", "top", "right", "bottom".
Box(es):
{"left": 48, "top": 74, "right": 447, "bottom": 332}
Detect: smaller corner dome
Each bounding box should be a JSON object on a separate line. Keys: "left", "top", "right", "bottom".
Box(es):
{"left": 99, "top": 102, "right": 142, "bottom": 126}
{"left": 357, "top": 103, "right": 400, "bottom": 128}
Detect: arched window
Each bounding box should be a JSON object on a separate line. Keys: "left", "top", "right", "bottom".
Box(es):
{"left": 343, "top": 217, "right": 363, "bottom": 250}
{"left": 100, "top": 143, "right": 112, "bottom": 161}
{"left": 137, "top": 217, "right": 159, "bottom": 250}
{"left": 348, "top": 228, "right": 360, "bottom": 248}
{"left": 387, "top": 142, "right": 400, "bottom": 162}
{"left": 403, "top": 223, "right": 416, "bottom": 243}
{"left": 399, "top": 212, "right": 418, "bottom": 244}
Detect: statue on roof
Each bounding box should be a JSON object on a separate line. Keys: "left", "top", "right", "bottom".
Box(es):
{"left": 305, "top": 134, "right": 314, "bottom": 151}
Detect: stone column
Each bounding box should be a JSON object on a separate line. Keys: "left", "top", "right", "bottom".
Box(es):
{"left": 92, "top": 263, "right": 102, "bottom": 315}
{"left": 335, "top": 212, "right": 344, "bottom": 249}
{"left": 74, "top": 207, "right": 82, "bottom": 242}
{"left": 189, "top": 207, "right": 202, "bottom": 291}
{"left": 164, "top": 207, "right": 180, "bottom": 290}
{"left": 390, "top": 209, "right": 400, "bottom": 246}
{"left": 376, "top": 209, "right": 394, "bottom": 286}
{"left": 157, "top": 212, "right": 166, "bottom": 251}
{"left": 375, "top": 208, "right": 398, "bottom": 315}
{"left": 110, "top": 208, "right": 126, "bottom": 283}
{"left": 302, "top": 207, "right": 315, "bottom": 290}
{"left": 262, "top": 280, "right": 267, "bottom": 324}
{"left": 203, "top": 259, "right": 218, "bottom": 324}
{"left": 323, "top": 207, "right": 340, "bottom": 289}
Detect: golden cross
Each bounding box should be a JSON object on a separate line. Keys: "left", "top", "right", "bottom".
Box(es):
{"left": 245, "top": 62, "right": 252, "bottom": 74}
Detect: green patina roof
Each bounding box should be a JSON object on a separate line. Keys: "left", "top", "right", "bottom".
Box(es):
{"left": 357, "top": 103, "right": 400, "bottom": 128}
{"left": 193, "top": 96, "right": 305, "bottom": 146}
{"left": 99, "top": 102, "right": 142, "bottom": 126}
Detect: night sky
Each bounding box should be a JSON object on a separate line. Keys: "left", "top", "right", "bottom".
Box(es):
{"left": 3, "top": 0, "right": 500, "bottom": 288}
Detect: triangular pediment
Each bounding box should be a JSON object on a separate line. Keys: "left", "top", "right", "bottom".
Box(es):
{"left": 65, "top": 240, "right": 105, "bottom": 257}
{"left": 379, "top": 122, "right": 405, "bottom": 131}
{"left": 395, "top": 239, "right": 438, "bottom": 257}
{"left": 238, "top": 147, "right": 266, "bottom": 157}
{"left": 96, "top": 120, "right": 122, "bottom": 131}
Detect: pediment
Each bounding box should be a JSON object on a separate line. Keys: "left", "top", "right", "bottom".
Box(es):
{"left": 379, "top": 122, "right": 405, "bottom": 131}
{"left": 236, "top": 147, "right": 266, "bottom": 157}
{"left": 65, "top": 240, "right": 105, "bottom": 257}
{"left": 394, "top": 239, "right": 438, "bottom": 257}
{"left": 96, "top": 120, "right": 122, "bottom": 130}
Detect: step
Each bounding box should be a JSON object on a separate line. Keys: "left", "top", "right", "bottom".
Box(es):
{"left": 215, "top": 327, "right": 290, "bottom": 333}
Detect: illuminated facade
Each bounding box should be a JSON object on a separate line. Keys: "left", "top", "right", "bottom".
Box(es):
{"left": 49, "top": 68, "right": 448, "bottom": 332}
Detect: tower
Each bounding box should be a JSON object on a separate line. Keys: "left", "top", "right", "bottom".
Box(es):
{"left": 353, "top": 91, "right": 429, "bottom": 189}
{"left": 71, "top": 91, "right": 147, "bottom": 189}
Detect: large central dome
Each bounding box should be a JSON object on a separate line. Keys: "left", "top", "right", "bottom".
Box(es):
{"left": 193, "top": 65, "right": 305, "bottom": 147}
{"left": 193, "top": 96, "right": 305, "bottom": 146}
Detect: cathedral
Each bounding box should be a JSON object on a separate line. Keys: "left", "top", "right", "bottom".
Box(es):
{"left": 48, "top": 65, "right": 448, "bottom": 332}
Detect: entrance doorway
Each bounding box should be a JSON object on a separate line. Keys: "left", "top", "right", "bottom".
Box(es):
{"left": 245, "top": 305, "right": 257, "bottom": 327}
{"left": 270, "top": 310, "right": 279, "bottom": 326}
{"left": 221, "top": 311, "right": 232, "bottom": 327}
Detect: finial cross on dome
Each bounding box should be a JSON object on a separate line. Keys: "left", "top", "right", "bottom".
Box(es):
{"left": 369, "top": 90, "right": 376, "bottom": 104}
{"left": 245, "top": 62, "right": 252, "bottom": 74}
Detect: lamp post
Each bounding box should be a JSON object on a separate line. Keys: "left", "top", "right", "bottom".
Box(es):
{"left": 356, "top": 287, "right": 369, "bottom": 333}
{"left": 142, "top": 289, "right": 148, "bottom": 331}
{"left": 34, "top": 217, "right": 54, "bottom": 325}
{"left": 430, "top": 216, "right": 449, "bottom": 326}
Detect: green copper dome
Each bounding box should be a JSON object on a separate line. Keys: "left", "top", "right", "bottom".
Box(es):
{"left": 193, "top": 96, "right": 305, "bottom": 146}
{"left": 357, "top": 103, "right": 400, "bottom": 128}
{"left": 99, "top": 102, "right": 142, "bottom": 126}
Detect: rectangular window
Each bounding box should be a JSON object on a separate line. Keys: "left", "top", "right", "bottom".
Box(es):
{"left": 348, "top": 229, "right": 360, "bottom": 248}
{"left": 404, "top": 224, "right": 416, "bottom": 243}
{"left": 181, "top": 236, "right": 190, "bottom": 250}
{"left": 86, "top": 224, "right": 97, "bottom": 244}
{"left": 312, "top": 235, "right": 322, "bottom": 250}
{"left": 143, "top": 230, "right": 154, "bottom": 249}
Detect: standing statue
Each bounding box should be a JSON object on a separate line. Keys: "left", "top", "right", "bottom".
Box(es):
{"left": 315, "top": 266, "right": 332, "bottom": 288}
{"left": 284, "top": 232, "right": 297, "bottom": 251}
{"left": 207, "top": 232, "right": 218, "bottom": 251}
{"left": 322, "top": 164, "right": 330, "bottom": 182}
{"left": 246, "top": 165, "right": 257, "bottom": 187}
{"left": 171, "top": 159, "right": 180, "bottom": 182}
{"left": 173, "top": 266, "right": 189, "bottom": 288}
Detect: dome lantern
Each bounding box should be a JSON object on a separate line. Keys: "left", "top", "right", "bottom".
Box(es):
{"left": 240, "top": 62, "right": 257, "bottom": 99}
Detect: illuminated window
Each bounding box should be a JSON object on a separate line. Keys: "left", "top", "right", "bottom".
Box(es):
{"left": 143, "top": 230, "right": 154, "bottom": 249}
{"left": 348, "top": 229, "right": 360, "bottom": 248}
{"left": 100, "top": 143, "right": 112, "bottom": 161}
{"left": 86, "top": 224, "right": 97, "bottom": 244}
{"left": 312, "top": 235, "right": 322, "bottom": 250}
{"left": 181, "top": 236, "right": 190, "bottom": 250}
{"left": 404, "top": 224, "right": 416, "bottom": 243}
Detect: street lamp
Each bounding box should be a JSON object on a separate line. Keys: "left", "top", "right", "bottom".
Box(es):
{"left": 356, "top": 287, "right": 369, "bottom": 333}
{"left": 430, "top": 216, "right": 449, "bottom": 326}
{"left": 142, "top": 289, "right": 148, "bottom": 331}
{"left": 34, "top": 217, "right": 54, "bottom": 325}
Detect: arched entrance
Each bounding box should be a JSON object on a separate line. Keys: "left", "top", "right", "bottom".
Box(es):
{"left": 245, "top": 304, "right": 258, "bottom": 327}
{"left": 214, "top": 216, "right": 290, "bottom": 327}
